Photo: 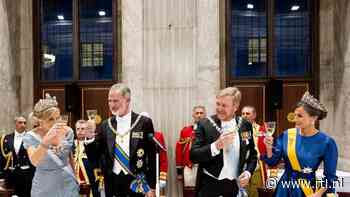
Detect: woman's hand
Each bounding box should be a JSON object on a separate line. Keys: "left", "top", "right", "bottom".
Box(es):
{"left": 264, "top": 136, "right": 274, "bottom": 149}
{"left": 264, "top": 135, "right": 274, "bottom": 158}
{"left": 42, "top": 123, "right": 69, "bottom": 146}
{"left": 308, "top": 193, "right": 322, "bottom": 197}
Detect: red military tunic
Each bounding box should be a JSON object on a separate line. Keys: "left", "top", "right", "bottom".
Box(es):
{"left": 176, "top": 125, "right": 195, "bottom": 170}
{"left": 176, "top": 124, "right": 198, "bottom": 195}
{"left": 256, "top": 124, "right": 268, "bottom": 184}
{"left": 155, "top": 131, "right": 168, "bottom": 183}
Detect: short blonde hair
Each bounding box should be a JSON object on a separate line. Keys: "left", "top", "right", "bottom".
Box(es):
{"left": 217, "top": 87, "right": 242, "bottom": 105}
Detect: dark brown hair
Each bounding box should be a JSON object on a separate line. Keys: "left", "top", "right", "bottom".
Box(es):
{"left": 296, "top": 102, "right": 327, "bottom": 120}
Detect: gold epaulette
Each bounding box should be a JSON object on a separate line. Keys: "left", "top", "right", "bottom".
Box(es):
{"left": 94, "top": 168, "right": 104, "bottom": 189}
{"left": 0, "top": 134, "right": 13, "bottom": 170}
{"left": 178, "top": 137, "right": 192, "bottom": 145}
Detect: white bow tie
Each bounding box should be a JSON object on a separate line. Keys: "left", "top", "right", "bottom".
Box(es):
{"left": 16, "top": 133, "right": 25, "bottom": 138}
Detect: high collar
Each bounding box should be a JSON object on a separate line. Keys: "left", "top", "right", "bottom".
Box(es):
{"left": 116, "top": 110, "right": 132, "bottom": 122}
{"left": 15, "top": 130, "right": 26, "bottom": 137}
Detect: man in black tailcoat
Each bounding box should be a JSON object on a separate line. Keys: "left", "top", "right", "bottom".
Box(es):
{"left": 79, "top": 83, "right": 156, "bottom": 197}
{"left": 190, "top": 87, "right": 257, "bottom": 197}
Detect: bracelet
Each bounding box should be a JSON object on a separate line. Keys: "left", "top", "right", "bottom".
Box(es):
{"left": 40, "top": 142, "right": 50, "bottom": 149}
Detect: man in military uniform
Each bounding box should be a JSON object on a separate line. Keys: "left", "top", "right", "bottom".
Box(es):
{"left": 140, "top": 112, "right": 168, "bottom": 196}
{"left": 79, "top": 83, "right": 156, "bottom": 197}
{"left": 241, "top": 106, "right": 267, "bottom": 197}
{"left": 0, "top": 116, "right": 35, "bottom": 197}
{"left": 155, "top": 130, "right": 168, "bottom": 196}
{"left": 74, "top": 120, "right": 100, "bottom": 197}
{"left": 176, "top": 105, "right": 206, "bottom": 197}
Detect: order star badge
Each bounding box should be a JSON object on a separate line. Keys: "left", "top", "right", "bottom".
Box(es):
{"left": 302, "top": 167, "right": 313, "bottom": 174}
{"left": 137, "top": 148, "right": 144, "bottom": 157}
{"left": 136, "top": 160, "right": 143, "bottom": 168}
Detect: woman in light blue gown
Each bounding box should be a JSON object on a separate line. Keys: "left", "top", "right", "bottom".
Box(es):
{"left": 23, "top": 94, "right": 79, "bottom": 197}
{"left": 262, "top": 92, "right": 338, "bottom": 197}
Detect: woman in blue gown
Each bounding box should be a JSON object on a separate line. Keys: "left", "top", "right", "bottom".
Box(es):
{"left": 23, "top": 94, "right": 79, "bottom": 197}
{"left": 262, "top": 92, "right": 338, "bottom": 197}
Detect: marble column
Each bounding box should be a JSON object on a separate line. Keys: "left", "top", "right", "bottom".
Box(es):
{"left": 319, "top": 0, "right": 350, "bottom": 171}
{"left": 0, "top": 0, "right": 19, "bottom": 132}
{"left": 122, "top": 0, "right": 220, "bottom": 196}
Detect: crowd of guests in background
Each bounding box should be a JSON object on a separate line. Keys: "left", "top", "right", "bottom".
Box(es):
{"left": 0, "top": 83, "right": 338, "bottom": 197}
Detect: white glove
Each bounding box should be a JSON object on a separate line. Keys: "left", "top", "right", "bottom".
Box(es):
{"left": 159, "top": 180, "right": 166, "bottom": 189}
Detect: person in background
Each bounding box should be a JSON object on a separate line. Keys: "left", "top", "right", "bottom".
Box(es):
{"left": 190, "top": 87, "right": 257, "bottom": 197}
{"left": 262, "top": 91, "right": 338, "bottom": 196}
{"left": 241, "top": 106, "right": 267, "bottom": 197}
{"left": 74, "top": 120, "right": 100, "bottom": 197}
{"left": 155, "top": 131, "right": 168, "bottom": 196}
{"left": 176, "top": 105, "right": 206, "bottom": 197}
{"left": 0, "top": 115, "right": 35, "bottom": 197}
{"left": 141, "top": 112, "right": 168, "bottom": 196}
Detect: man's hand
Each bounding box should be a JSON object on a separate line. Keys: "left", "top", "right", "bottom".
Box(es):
{"left": 238, "top": 171, "right": 251, "bottom": 188}
{"left": 145, "top": 189, "right": 155, "bottom": 197}
{"left": 215, "top": 132, "right": 235, "bottom": 150}
{"left": 177, "top": 174, "right": 183, "bottom": 180}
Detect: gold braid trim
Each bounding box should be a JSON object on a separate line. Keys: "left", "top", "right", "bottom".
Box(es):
{"left": 0, "top": 134, "right": 13, "bottom": 170}
{"left": 94, "top": 168, "right": 104, "bottom": 189}
{"left": 178, "top": 137, "right": 192, "bottom": 145}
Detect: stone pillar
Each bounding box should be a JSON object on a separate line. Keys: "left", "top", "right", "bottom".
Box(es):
{"left": 122, "top": 0, "right": 220, "bottom": 195}
{"left": 0, "top": 0, "right": 19, "bottom": 132}
{"left": 319, "top": 0, "right": 350, "bottom": 171}
{"left": 18, "top": 0, "right": 34, "bottom": 116}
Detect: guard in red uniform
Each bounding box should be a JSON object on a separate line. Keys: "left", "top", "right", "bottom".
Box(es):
{"left": 155, "top": 131, "right": 168, "bottom": 195}
{"left": 176, "top": 106, "right": 206, "bottom": 197}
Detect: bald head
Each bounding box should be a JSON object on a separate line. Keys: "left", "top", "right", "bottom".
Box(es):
{"left": 241, "top": 106, "right": 257, "bottom": 123}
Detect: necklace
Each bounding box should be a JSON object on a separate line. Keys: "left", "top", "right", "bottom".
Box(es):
{"left": 116, "top": 132, "right": 130, "bottom": 143}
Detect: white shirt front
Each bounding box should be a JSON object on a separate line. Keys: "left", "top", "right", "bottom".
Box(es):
{"left": 209, "top": 118, "right": 240, "bottom": 180}
{"left": 14, "top": 130, "right": 25, "bottom": 154}
{"left": 112, "top": 111, "right": 131, "bottom": 175}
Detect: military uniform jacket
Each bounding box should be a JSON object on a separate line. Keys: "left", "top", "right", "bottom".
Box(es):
{"left": 0, "top": 132, "right": 35, "bottom": 181}
{"left": 155, "top": 131, "right": 168, "bottom": 181}
{"left": 85, "top": 112, "right": 156, "bottom": 190}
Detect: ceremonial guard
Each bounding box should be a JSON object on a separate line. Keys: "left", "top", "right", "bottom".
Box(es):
{"left": 74, "top": 120, "right": 101, "bottom": 197}
{"left": 0, "top": 116, "right": 35, "bottom": 197}
{"left": 176, "top": 106, "right": 206, "bottom": 197}
{"left": 241, "top": 106, "right": 267, "bottom": 197}
{"left": 155, "top": 131, "right": 168, "bottom": 195}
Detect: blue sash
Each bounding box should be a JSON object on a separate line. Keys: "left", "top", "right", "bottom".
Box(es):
{"left": 109, "top": 115, "right": 151, "bottom": 194}
{"left": 113, "top": 143, "right": 151, "bottom": 194}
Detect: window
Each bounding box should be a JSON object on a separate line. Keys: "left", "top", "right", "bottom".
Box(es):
{"left": 38, "top": 0, "right": 116, "bottom": 81}
{"left": 230, "top": 0, "right": 267, "bottom": 78}
{"left": 248, "top": 38, "right": 266, "bottom": 65}
{"left": 227, "top": 0, "right": 314, "bottom": 80}
{"left": 40, "top": 0, "right": 73, "bottom": 81}
{"left": 81, "top": 43, "right": 104, "bottom": 67}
